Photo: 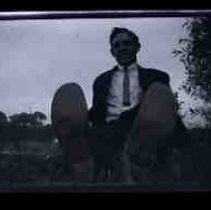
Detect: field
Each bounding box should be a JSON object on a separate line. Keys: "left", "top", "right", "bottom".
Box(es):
{"left": 0, "top": 128, "right": 211, "bottom": 192}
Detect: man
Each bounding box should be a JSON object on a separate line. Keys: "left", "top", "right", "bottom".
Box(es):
{"left": 88, "top": 27, "right": 192, "bottom": 182}
{"left": 51, "top": 27, "right": 195, "bottom": 183}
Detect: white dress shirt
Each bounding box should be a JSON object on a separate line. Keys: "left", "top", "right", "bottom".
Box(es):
{"left": 106, "top": 62, "right": 143, "bottom": 123}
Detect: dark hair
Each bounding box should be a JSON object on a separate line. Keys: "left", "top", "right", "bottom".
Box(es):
{"left": 109, "top": 27, "right": 140, "bottom": 45}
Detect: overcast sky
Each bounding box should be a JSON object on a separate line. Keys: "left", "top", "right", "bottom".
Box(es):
{"left": 0, "top": 17, "right": 205, "bottom": 127}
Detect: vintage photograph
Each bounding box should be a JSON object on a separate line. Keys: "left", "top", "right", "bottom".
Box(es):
{"left": 0, "top": 11, "right": 211, "bottom": 192}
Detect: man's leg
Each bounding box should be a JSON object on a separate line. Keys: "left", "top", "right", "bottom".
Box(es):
{"left": 88, "top": 123, "right": 118, "bottom": 182}
{"left": 123, "top": 82, "right": 177, "bottom": 183}
{"left": 88, "top": 118, "right": 133, "bottom": 183}
{"left": 51, "top": 83, "right": 93, "bottom": 182}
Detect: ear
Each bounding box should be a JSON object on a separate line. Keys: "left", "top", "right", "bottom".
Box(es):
{"left": 110, "top": 47, "right": 115, "bottom": 57}
{"left": 136, "top": 42, "right": 141, "bottom": 53}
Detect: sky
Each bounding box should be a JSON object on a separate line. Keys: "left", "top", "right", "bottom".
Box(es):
{"left": 0, "top": 17, "right": 206, "bottom": 127}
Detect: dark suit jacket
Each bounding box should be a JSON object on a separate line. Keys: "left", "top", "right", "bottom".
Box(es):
{"left": 89, "top": 65, "right": 170, "bottom": 126}
{"left": 88, "top": 65, "right": 194, "bottom": 175}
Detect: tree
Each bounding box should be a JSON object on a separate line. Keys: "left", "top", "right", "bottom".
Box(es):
{"left": 174, "top": 92, "right": 185, "bottom": 118}
{"left": 0, "top": 111, "right": 8, "bottom": 127}
{"left": 9, "top": 112, "right": 32, "bottom": 127}
{"left": 173, "top": 17, "right": 211, "bottom": 125}
{"left": 33, "top": 111, "right": 47, "bottom": 127}
{"left": 9, "top": 111, "right": 47, "bottom": 128}
{"left": 0, "top": 111, "right": 8, "bottom": 147}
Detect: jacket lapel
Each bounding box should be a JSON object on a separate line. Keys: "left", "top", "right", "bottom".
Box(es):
{"left": 137, "top": 65, "right": 152, "bottom": 91}
{"left": 138, "top": 65, "right": 146, "bottom": 89}
{"left": 105, "top": 65, "right": 148, "bottom": 103}
{"left": 104, "top": 66, "right": 118, "bottom": 97}
{"left": 106, "top": 65, "right": 147, "bottom": 96}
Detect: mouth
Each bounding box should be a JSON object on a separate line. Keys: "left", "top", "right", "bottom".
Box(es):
{"left": 118, "top": 51, "right": 130, "bottom": 56}
{"left": 117, "top": 53, "right": 133, "bottom": 62}
{"left": 118, "top": 53, "right": 132, "bottom": 59}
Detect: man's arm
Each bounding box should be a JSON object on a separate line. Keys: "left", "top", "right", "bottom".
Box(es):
{"left": 88, "top": 76, "right": 105, "bottom": 126}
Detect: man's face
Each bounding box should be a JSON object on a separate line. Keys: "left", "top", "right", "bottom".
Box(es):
{"left": 111, "top": 32, "right": 140, "bottom": 67}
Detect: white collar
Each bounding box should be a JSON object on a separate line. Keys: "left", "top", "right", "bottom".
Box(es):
{"left": 117, "top": 62, "right": 138, "bottom": 72}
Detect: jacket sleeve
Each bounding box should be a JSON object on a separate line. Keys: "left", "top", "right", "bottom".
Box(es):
{"left": 158, "top": 71, "right": 170, "bottom": 86}
{"left": 88, "top": 76, "right": 105, "bottom": 126}
{"left": 150, "top": 69, "right": 170, "bottom": 87}
{"left": 88, "top": 79, "right": 97, "bottom": 124}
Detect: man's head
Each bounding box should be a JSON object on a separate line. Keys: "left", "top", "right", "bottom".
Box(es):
{"left": 110, "top": 27, "right": 141, "bottom": 67}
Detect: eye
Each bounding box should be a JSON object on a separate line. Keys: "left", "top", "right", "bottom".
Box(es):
{"left": 112, "top": 40, "right": 133, "bottom": 49}
{"left": 113, "top": 42, "right": 120, "bottom": 48}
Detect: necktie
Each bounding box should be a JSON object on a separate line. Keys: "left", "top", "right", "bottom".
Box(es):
{"left": 123, "top": 67, "right": 131, "bottom": 106}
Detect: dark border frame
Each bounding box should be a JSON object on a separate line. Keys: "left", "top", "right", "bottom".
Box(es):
{"left": 0, "top": 10, "right": 211, "bottom": 194}
{"left": 0, "top": 10, "right": 211, "bottom": 21}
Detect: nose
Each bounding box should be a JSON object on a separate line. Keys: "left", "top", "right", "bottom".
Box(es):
{"left": 117, "top": 44, "right": 130, "bottom": 54}
{"left": 119, "top": 41, "right": 129, "bottom": 49}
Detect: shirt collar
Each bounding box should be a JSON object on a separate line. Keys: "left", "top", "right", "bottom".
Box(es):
{"left": 117, "top": 62, "right": 138, "bottom": 72}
